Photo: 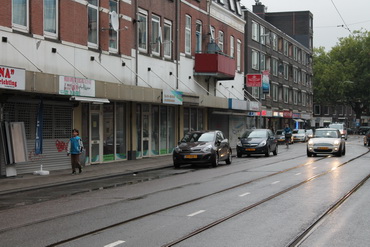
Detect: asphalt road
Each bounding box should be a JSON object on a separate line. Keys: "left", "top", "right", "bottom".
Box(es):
{"left": 0, "top": 135, "right": 369, "bottom": 247}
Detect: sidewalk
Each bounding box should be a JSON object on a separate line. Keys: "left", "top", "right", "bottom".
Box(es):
{"left": 0, "top": 155, "right": 174, "bottom": 195}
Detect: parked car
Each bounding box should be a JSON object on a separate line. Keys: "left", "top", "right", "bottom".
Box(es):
{"left": 275, "top": 129, "right": 293, "bottom": 145}
{"left": 173, "top": 130, "right": 232, "bottom": 168}
{"left": 306, "top": 129, "right": 314, "bottom": 140}
{"left": 307, "top": 128, "right": 346, "bottom": 157}
{"left": 237, "top": 129, "right": 278, "bottom": 157}
{"left": 329, "top": 123, "right": 347, "bottom": 140}
{"left": 363, "top": 130, "right": 370, "bottom": 146}
{"left": 292, "top": 129, "right": 308, "bottom": 142}
{"left": 359, "top": 126, "right": 370, "bottom": 135}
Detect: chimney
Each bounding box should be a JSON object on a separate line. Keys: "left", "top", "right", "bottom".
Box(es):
{"left": 253, "top": 1, "right": 266, "bottom": 19}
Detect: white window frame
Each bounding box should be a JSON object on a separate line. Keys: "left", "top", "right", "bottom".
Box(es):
{"left": 314, "top": 105, "right": 321, "bottom": 115}
{"left": 228, "top": 0, "right": 235, "bottom": 11}
{"left": 272, "top": 58, "right": 278, "bottom": 76}
{"left": 138, "top": 10, "right": 148, "bottom": 52}
{"left": 284, "top": 63, "right": 289, "bottom": 80}
{"left": 237, "top": 39, "right": 241, "bottom": 71}
{"left": 260, "top": 26, "right": 266, "bottom": 45}
{"left": 151, "top": 14, "right": 160, "bottom": 56}
{"left": 302, "top": 91, "right": 306, "bottom": 106}
{"left": 235, "top": 0, "right": 242, "bottom": 15}
{"left": 12, "top": 0, "right": 29, "bottom": 32}
{"left": 252, "top": 21, "right": 259, "bottom": 42}
{"left": 164, "top": 20, "right": 172, "bottom": 58}
{"left": 88, "top": 0, "right": 99, "bottom": 49}
{"left": 271, "top": 33, "right": 277, "bottom": 51}
{"left": 283, "top": 86, "right": 289, "bottom": 103}
{"left": 218, "top": 31, "right": 224, "bottom": 52}
{"left": 195, "top": 21, "right": 202, "bottom": 53}
{"left": 230, "top": 35, "right": 234, "bottom": 58}
{"left": 44, "top": 0, "right": 58, "bottom": 38}
{"left": 251, "top": 49, "right": 259, "bottom": 70}
{"left": 293, "top": 89, "right": 298, "bottom": 105}
{"left": 260, "top": 53, "right": 266, "bottom": 71}
{"left": 185, "top": 15, "right": 191, "bottom": 55}
{"left": 272, "top": 83, "right": 278, "bottom": 102}
{"left": 210, "top": 26, "right": 216, "bottom": 43}
{"left": 108, "top": 0, "right": 119, "bottom": 53}
{"left": 283, "top": 40, "right": 288, "bottom": 56}
{"left": 293, "top": 67, "right": 298, "bottom": 83}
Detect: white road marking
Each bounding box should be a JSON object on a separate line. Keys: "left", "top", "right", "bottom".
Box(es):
{"left": 271, "top": 181, "right": 280, "bottom": 185}
{"left": 295, "top": 173, "right": 301, "bottom": 175}
{"left": 239, "top": 192, "right": 251, "bottom": 197}
{"left": 187, "top": 210, "right": 206, "bottom": 217}
{"left": 104, "top": 240, "right": 126, "bottom": 247}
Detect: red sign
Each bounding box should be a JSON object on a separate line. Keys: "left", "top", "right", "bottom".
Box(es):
{"left": 246, "top": 74, "right": 262, "bottom": 87}
{"left": 283, "top": 111, "right": 293, "bottom": 118}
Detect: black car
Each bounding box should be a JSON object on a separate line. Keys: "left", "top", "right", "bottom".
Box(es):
{"left": 173, "top": 130, "right": 232, "bottom": 168}
{"left": 236, "top": 129, "right": 278, "bottom": 157}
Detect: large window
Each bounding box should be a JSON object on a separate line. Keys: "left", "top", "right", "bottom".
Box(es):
{"left": 272, "top": 58, "right": 278, "bottom": 76}
{"left": 164, "top": 20, "right": 172, "bottom": 58}
{"left": 228, "top": 0, "right": 235, "bottom": 11}
{"left": 252, "top": 21, "right": 259, "bottom": 41}
{"left": 88, "top": 0, "right": 99, "bottom": 48}
{"left": 271, "top": 33, "right": 277, "bottom": 51}
{"left": 138, "top": 11, "right": 148, "bottom": 52}
{"left": 251, "top": 49, "right": 259, "bottom": 70}
{"left": 109, "top": 0, "right": 118, "bottom": 52}
{"left": 284, "top": 63, "right": 289, "bottom": 80}
{"left": 185, "top": 15, "right": 191, "bottom": 55}
{"left": 230, "top": 36, "right": 234, "bottom": 58}
{"left": 293, "top": 90, "right": 298, "bottom": 105}
{"left": 44, "top": 0, "right": 57, "bottom": 37}
{"left": 272, "top": 83, "right": 278, "bottom": 102}
{"left": 237, "top": 39, "right": 241, "bottom": 71}
{"left": 283, "top": 86, "right": 289, "bottom": 103}
{"left": 151, "top": 15, "right": 160, "bottom": 55}
{"left": 12, "top": 0, "right": 29, "bottom": 31}
{"left": 218, "top": 31, "right": 224, "bottom": 52}
{"left": 195, "top": 21, "right": 202, "bottom": 53}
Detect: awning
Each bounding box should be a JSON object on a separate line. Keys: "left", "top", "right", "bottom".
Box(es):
{"left": 293, "top": 119, "right": 305, "bottom": 122}
{"left": 69, "top": 96, "right": 110, "bottom": 104}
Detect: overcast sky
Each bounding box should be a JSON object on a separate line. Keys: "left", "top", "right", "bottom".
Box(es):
{"left": 240, "top": 0, "right": 370, "bottom": 51}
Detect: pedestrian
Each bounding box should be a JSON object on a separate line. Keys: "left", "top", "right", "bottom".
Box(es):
{"left": 67, "top": 129, "right": 84, "bottom": 174}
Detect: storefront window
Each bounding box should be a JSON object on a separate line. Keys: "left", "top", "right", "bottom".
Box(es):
{"left": 103, "top": 104, "right": 114, "bottom": 161}
{"left": 168, "top": 107, "right": 175, "bottom": 153}
{"left": 116, "top": 103, "right": 126, "bottom": 159}
{"left": 160, "top": 106, "right": 167, "bottom": 154}
{"left": 184, "top": 108, "right": 189, "bottom": 136}
{"left": 151, "top": 105, "right": 159, "bottom": 155}
{"left": 136, "top": 104, "right": 142, "bottom": 157}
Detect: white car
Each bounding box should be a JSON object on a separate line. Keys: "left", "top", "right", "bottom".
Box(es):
{"left": 307, "top": 128, "right": 346, "bottom": 157}
{"left": 293, "top": 129, "right": 308, "bottom": 142}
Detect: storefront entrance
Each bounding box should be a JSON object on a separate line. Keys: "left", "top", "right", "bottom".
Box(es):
{"left": 90, "top": 105, "right": 103, "bottom": 163}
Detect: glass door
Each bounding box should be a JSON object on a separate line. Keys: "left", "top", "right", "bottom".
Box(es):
{"left": 142, "top": 105, "right": 150, "bottom": 157}
{"left": 90, "top": 106, "right": 102, "bottom": 163}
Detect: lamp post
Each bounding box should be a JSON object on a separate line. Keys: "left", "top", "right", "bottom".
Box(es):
{"left": 258, "top": 33, "right": 270, "bottom": 128}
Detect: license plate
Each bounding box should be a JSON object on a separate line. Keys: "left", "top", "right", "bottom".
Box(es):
{"left": 317, "top": 147, "right": 329, "bottom": 150}
{"left": 246, "top": 148, "right": 255, "bottom": 151}
{"left": 184, "top": 155, "right": 197, "bottom": 159}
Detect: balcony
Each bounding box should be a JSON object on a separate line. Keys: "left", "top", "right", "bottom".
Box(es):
{"left": 194, "top": 52, "right": 236, "bottom": 80}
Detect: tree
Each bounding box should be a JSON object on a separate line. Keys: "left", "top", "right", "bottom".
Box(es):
{"left": 313, "top": 30, "right": 370, "bottom": 121}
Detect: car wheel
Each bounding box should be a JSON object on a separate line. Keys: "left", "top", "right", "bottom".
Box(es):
{"left": 336, "top": 146, "right": 342, "bottom": 157}
{"left": 265, "top": 146, "right": 270, "bottom": 157}
{"left": 342, "top": 145, "right": 346, "bottom": 155}
{"left": 174, "top": 162, "right": 180, "bottom": 168}
{"left": 273, "top": 145, "right": 278, "bottom": 155}
{"left": 226, "top": 151, "right": 232, "bottom": 164}
{"left": 307, "top": 150, "right": 312, "bottom": 157}
{"left": 212, "top": 153, "right": 219, "bottom": 167}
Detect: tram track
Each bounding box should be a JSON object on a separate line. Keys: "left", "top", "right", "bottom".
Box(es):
{"left": 46, "top": 150, "right": 369, "bottom": 246}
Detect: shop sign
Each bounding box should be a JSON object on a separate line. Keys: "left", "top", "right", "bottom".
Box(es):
{"left": 163, "top": 89, "right": 183, "bottom": 105}
{"left": 246, "top": 74, "right": 262, "bottom": 87}
{"left": 265, "top": 110, "right": 273, "bottom": 117}
{"left": 293, "top": 113, "right": 301, "bottom": 119}
{"left": 59, "top": 76, "right": 95, "bottom": 97}
{"left": 0, "top": 65, "right": 26, "bottom": 90}
{"left": 228, "top": 98, "right": 247, "bottom": 110}
{"left": 283, "top": 111, "right": 293, "bottom": 118}
{"left": 248, "top": 101, "right": 261, "bottom": 111}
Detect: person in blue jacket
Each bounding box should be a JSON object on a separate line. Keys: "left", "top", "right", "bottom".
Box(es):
{"left": 67, "top": 129, "right": 84, "bottom": 174}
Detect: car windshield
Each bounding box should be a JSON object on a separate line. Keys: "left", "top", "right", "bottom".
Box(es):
{"left": 306, "top": 130, "right": 313, "bottom": 135}
{"left": 181, "top": 132, "right": 215, "bottom": 142}
{"left": 314, "top": 130, "right": 338, "bottom": 138}
{"left": 293, "top": 129, "right": 305, "bottom": 134}
{"left": 242, "top": 130, "right": 268, "bottom": 138}
{"left": 276, "top": 130, "right": 283, "bottom": 135}
{"left": 329, "top": 124, "right": 344, "bottom": 130}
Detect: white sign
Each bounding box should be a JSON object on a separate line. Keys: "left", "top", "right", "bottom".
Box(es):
{"left": 59, "top": 76, "right": 95, "bottom": 97}
{"left": 163, "top": 89, "right": 183, "bottom": 105}
{"left": 0, "top": 65, "right": 26, "bottom": 90}
{"left": 229, "top": 98, "right": 247, "bottom": 110}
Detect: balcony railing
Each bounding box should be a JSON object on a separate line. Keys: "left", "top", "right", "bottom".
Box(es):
{"left": 194, "top": 53, "right": 236, "bottom": 80}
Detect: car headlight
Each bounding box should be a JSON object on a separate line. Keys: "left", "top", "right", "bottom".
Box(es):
{"left": 308, "top": 140, "right": 314, "bottom": 147}
{"left": 237, "top": 141, "right": 242, "bottom": 147}
{"left": 333, "top": 140, "right": 340, "bottom": 146}
{"left": 258, "top": 140, "right": 267, "bottom": 147}
{"left": 174, "top": 147, "right": 182, "bottom": 153}
{"left": 202, "top": 144, "right": 213, "bottom": 152}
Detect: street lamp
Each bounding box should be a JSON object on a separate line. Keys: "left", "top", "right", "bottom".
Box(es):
{"left": 258, "top": 33, "right": 270, "bottom": 128}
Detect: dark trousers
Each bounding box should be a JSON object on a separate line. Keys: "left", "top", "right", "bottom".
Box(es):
{"left": 71, "top": 154, "right": 82, "bottom": 172}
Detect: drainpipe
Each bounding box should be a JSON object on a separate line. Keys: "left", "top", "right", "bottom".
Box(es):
{"left": 176, "top": 0, "right": 180, "bottom": 89}
{"left": 135, "top": 0, "right": 139, "bottom": 86}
